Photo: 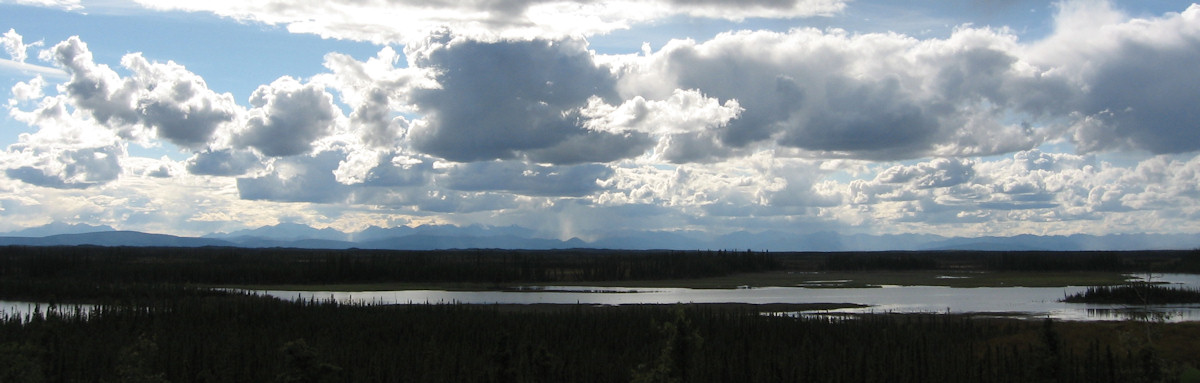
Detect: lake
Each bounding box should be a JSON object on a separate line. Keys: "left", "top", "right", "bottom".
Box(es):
{"left": 5, "top": 274, "right": 1199, "bottom": 322}
{"left": 245, "top": 273, "right": 1200, "bottom": 322}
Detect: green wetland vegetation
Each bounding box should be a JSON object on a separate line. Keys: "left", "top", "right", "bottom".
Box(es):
{"left": 2, "top": 246, "right": 1200, "bottom": 382}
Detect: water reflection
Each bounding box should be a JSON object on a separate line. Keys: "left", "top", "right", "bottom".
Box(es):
{"left": 6, "top": 274, "right": 1199, "bottom": 322}
{"left": 242, "top": 273, "right": 1200, "bottom": 322}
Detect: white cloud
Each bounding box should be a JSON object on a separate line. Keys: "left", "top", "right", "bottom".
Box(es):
{"left": 1030, "top": 1, "right": 1200, "bottom": 153}
{"left": 236, "top": 150, "right": 351, "bottom": 203}
{"left": 8, "top": 75, "right": 46, "bottom": 106}
{"left": 42, "top": 36, "right": 241, "bottom": 148}
{"left": 580, "top": 89, "right": 742, "bottom": 135}
{"left": 3, "top": 144, "right": 123, "bottom": 189}
{"left": 616, "top": 26, "right": 1065, "bottom": 161}
{"left": 184, "top": 149, "right": 263, "bottom": 176}
{"left": 128, "top": 0, "right": 846, "bottom": 43}
{"left": 235, "top": 76, "right": 340, "bottom": 157}
{"left": 0, "top": 30, "right": 66, "bottom": 80}
{"left": 404, "top": 36, "right": 651, "bottom": 164}
{"left": 2, "top": 28, "right": 42, "bottom": 63}
{"left": 6, "top": 2, "right": 1200, "bottom": 240}
{"left": 439, "top": 161, "right": 614, "bottom": 197}
{"left": 5, "top": 0, "right": 81, "bottom": 11}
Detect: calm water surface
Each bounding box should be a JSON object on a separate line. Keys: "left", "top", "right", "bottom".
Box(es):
{"left": 248, "top": 273, "right": 1200, "bottom": 322}
{"left": 5, "top": 274, "right": 1198, "bottom": 322}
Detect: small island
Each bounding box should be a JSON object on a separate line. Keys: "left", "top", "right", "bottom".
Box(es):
{"left": 1062, "top": 284, "right": 1200, "bottom": 305}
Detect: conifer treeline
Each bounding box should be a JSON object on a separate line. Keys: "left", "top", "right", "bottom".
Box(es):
{"left": 0, "top": 246, "right": 779, "bottom": 287}
{"left": 816, "top": 250, "right": 1195, "bottom": 272}
{"left": 1063, "top": 284, "right": 1200, "bottom": 304}
{"left": 2, "top": 296, "right": 1198, "bottom": 383}
{"left": 4, "top": 246, "right": 1197, "bottom": 287}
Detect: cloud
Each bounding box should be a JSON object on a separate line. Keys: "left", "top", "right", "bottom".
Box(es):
{"left": 348, "top": 88, "right": 409, "bottom": 150}
{"left": 1035, "top": 2, "right": 1200, "bottom": 154}
{"left": 184, "top": 149, "right": 262, "bottom": 176}
{"left": 580, "top": 89, "right": 742, "bottom": 135}
{"left": 0, "top": 29, "right": 65, "bottom": 79}
{"left": 315, "top": 47, "right": 434, "bottom": 113}
{"left": 4, "top": 144, "right": 123, "bottom": 189}
{"left": 236, "top": 151, "right": 351, "bottom": 203}
{"left": 333, "top": 150, "right": 433, "bottom": 187}
{"left": 128, "top": 0, "right": 846, "bottom": 43}
{"left": 235, "top": 76, "right": 339, "bottom": 157}
{"left": 7, "top": 0, "right": 81, "bottom": 10}
{"left": 406, "top": 37, "right": 649, "bottom": 164}
{"left": 439, "top": 161, "right": 613, "bottom": 197}
{"left": 121, "top": 54, "right": 240, "bottom": 149}
{"left": 2, "top": 28, "right": 42, "bottom": 63}
{"left": 617, "top": 26, "right": 1065, "bottom": 162}
{"left": 3, "top": 83, "right": 129, "bottom": 190}
{"left": 876, "top": 158, "right": 976, "bottom": 189}
{"left": 44, "top": 36, "right": 240, "bottom": 149}
{"left": 46, "top": 36, "right": 140, "bottom": 131}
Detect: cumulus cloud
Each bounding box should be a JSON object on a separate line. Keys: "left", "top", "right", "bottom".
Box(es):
{"left": 7, "top": 1, "right": 1200, "bottom": 240}
{"left": 129, "top": 0, "right": 846, "bottom": 43}
{"left": 1032, "top": 2, "right": 1200, "bottom": 153}
{"left": 184, "top": 149, "right": 262, "bottom": 176}
{"left": 348, "top": 88, "right": 409, "bottom": 150}
{"left": 315, "top": 47, "right": 434, "bottom": 112}
{"left": 406, "top": 37, "right": 649, "bottom": 164}
{"left": 332, "top": 150, "right": 433, "bottom": 187}
{"left": 2, "top": 28, "right": 42, "bottom": 63}
{"left": 876, "top": 158, "right": 976, "bottom": 189}
{"left": 4, "top": 144, "right": 123, "bottom": 189}
{"left": 3, "top": 83, "right": 128, "bottom": 190}
{"left": 44, "top": 36, "right": 240, "bottom": 149}
{"left": 236, "top": 151, "right": 351, "bottom": 203}
{"left": 580, "top": 89, "right": 742, "bottom": 135}
{"left": 439, "top": 161, "right": 613, "bottom": 197}
{"left": 235, "top": 76, "right": 339, "bottom": 157}
{"left": 616, "top": 26, "right": 1068, "bottom": 162}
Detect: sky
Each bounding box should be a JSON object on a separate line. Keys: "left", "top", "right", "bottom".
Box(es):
{"left": 1, "top": 0, "right": 1199, "bottom": 241}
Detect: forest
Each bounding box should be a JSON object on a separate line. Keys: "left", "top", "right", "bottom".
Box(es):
{"left": 1063, "top": 284, "right": 1200, "bottom": 305}
{"left": 2, "top": 246, "right": 1200, "bottom": 382}
{"left": 3, "top": 296, "right": 1200, "bottom": 383}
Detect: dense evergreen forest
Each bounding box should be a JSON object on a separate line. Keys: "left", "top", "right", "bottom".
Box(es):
{"left": 4, "top": 296, "right": 1200, "bottom": 383}
{"left": 1063, "top": 284, "right": 1200, "bottom": 305}
{"left": 2, "top": 246, "right": 1200, "bottom": 382}
{"left": 1, "top": 246, "right": 1197, "bottom": 296}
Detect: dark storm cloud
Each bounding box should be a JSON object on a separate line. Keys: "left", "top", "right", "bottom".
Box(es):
{"left": 406, "top": 37, "right": 650, "bottom": 164}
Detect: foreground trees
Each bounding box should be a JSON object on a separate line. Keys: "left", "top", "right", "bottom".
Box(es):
{"left": 3, "top": 296, "right": 1199, "bottom": 383}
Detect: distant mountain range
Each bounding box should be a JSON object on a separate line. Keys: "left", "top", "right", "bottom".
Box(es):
{"left": 1, "top": 222, "right": 1199, "bottom": 251}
